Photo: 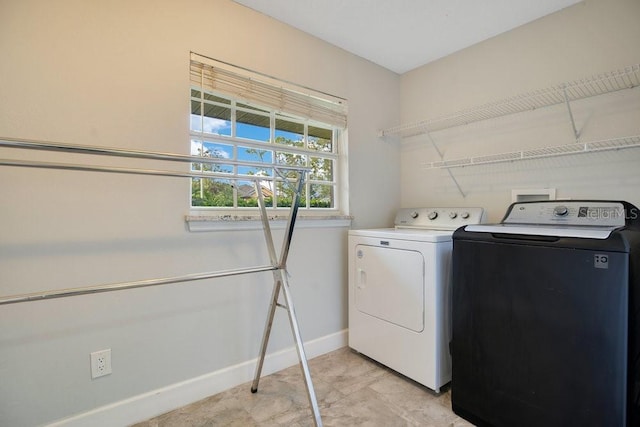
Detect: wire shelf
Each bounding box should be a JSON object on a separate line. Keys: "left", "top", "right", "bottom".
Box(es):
{"left": 423, "top": 135, "right": 640, "bottom": 169}
{"left": 381, "top": 64, "right": 640, "bottom": 138}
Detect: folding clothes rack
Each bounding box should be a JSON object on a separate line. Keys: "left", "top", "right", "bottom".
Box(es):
{"left": 0, "top": 137, "right": 323, "bottom": 426}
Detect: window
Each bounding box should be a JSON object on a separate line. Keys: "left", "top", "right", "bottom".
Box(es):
{"left": 189, "top": 54, "right": 347, "bottom": 213}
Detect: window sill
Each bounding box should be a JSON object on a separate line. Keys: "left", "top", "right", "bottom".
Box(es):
{"left": 185, "top": 214, "right": 352, "bottom": 232}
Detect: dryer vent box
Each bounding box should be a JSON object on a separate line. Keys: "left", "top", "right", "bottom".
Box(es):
{"left": 512, "top": 188, "right": 556, "bottom": 203}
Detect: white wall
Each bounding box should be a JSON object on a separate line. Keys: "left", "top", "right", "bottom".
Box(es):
{"left": 399, "top": 0, "right": 640, "bottom": 221}
{"left": 0, "top": 1, "right": 400, "bottom": 425}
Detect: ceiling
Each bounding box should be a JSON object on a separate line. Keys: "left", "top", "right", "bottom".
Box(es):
{"left": 232, "top": 0, "right": 582, "bottom": 74}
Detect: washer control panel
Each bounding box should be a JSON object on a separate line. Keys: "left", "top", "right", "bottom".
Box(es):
{"left": 395, "top": 207, "right": 484, "bottom": 230}
{"left": 503, "top": 201, "right": 627, "bottom": 227}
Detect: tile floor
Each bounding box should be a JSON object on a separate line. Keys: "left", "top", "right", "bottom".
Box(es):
{"left": 132, "top": 347, "right": 475, "bottom": 426}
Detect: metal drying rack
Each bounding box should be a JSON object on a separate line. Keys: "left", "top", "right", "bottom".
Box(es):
{"left": 0, "top": 136, "right": 323, "bottom": 426}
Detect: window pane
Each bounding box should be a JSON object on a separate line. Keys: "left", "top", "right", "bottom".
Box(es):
{"left": 276, "top": 181, "right": 306, "bottom": 208}
{"left": 236, "top": 110, "right": 270, "bottom": 141}
{"left": 308, "top": 125, "right": 333, "bottom": 152}
{"left": 310, "top": 184, "right": 334, "bottom": 208}
{"left": 190, "top": 139, "right": 203, "bottom": 156}
{"left": 238, "top": 146, "right": 273, "bottom": 164}
{"left": 276, "top": 151, "right": 306, "bottom": 168}
{"left": 236, "top": 180, "right": 274, "bottom": 208}
{"left": 275, "top": 118, "right": 304, "bottom": 147}
{"left": 238, "top": 146, "right": 273, "bottom": 176}
{"left": 274, "top": 153, "right": 307, "bottom": 197}
{"left": 204, "top": 104, "right": 231, "bottom": 136}
{"left": 191, "top": 99, "right": 201, "bottom": 115}
{"left": 308, "top": 125, "right": 332, "bottom": 140}
{"left": 191, "top": 141, "right": 233, "bottom": 174}
{"left": 191, "top": 178, "right": 234, "bottom": 207}
{"left": 203, "top": 141, "right": 233, "bottom": 162}
{"left": 191, "top": 102, "right": 232, "bottom": 136}
{"left": 310, "top": 157, "right": 333, "bottom": 181}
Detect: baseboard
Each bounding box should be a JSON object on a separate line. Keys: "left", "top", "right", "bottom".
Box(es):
{"left": 47, "top": 329, "right": 347, "bottom": 427}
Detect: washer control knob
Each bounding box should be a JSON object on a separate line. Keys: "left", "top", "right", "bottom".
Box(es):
{"left": 449, "top": 212, "right": 458, "bottom": 219}
{"left": 428, "top": 211, "right": 438, "bottom": 220}
{"left": 461, "top": 212, "right": 470, "bottom": 219}
{"left": 553, "top": 205, "right": 569, "bottom": 217}
{"left": 410, "top": 211, "right": 419, "bottom": 219}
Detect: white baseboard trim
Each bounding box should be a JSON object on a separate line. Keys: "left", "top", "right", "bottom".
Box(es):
{"left": 47, "top": 329, "right": 347, "bottom": 427}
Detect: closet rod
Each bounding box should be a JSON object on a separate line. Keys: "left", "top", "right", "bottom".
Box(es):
{"left": 0, "top": 137, "right": 309, "bottom": 171}
{"left": 0, "top": 265, "right": 277, "bottom": 306}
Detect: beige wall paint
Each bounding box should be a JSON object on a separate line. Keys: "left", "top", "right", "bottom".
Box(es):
{"left": 0, "top": 0, "right": 400, "bottom": 425}
{"left": 399, "top": 0, "right": 640, "bottom": 221}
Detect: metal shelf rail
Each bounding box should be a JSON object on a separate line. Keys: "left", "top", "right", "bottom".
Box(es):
{"left": 423, "top": 134, "right": 640, "bottom": 169}
{"left": 380, "top": 63, "right": 640, "bottom": 139}
{"left": 0, "top": 137, "right": 323, "bottom": 426}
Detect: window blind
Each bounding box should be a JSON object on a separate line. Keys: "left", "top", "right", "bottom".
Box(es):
{"left": 190, "top": 54, "right": 347, "bottom": 129}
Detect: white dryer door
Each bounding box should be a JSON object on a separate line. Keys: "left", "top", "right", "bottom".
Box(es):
{"left": 354, "top": 244, "right": 425, "bottom": 332}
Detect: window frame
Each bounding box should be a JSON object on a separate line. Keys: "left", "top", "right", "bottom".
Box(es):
{"left": 189, "top": 57, "right": 347, "bottom": 218}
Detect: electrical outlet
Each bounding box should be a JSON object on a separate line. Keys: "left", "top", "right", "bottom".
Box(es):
{"left": 90, "top": 349, "right": 112, "bottom": 379}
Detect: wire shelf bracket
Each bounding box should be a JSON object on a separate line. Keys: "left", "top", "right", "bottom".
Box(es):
{"left": 425, "top": 131, "right": 465, "bottom": 198}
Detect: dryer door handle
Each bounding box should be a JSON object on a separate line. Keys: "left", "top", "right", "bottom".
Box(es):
{"left": 357, "top": 268, "right": 366, "bottom": 289}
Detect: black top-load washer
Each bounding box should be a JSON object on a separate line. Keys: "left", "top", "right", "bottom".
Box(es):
{"left": 451, "top": 200, "right": 640, "bottom": 427}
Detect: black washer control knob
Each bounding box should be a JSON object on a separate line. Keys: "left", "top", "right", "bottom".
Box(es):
{"left": 553, "top": 205, "right": 569, "bottom": 217}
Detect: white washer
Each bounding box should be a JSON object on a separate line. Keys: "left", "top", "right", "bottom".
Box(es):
{"left": 348, "top": 207, "right": 484, "bottom": 392}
